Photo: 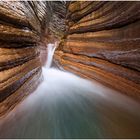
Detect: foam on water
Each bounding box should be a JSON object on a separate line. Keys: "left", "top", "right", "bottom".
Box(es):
{"left": 45, "top": 43, "right": 56, "bottom": 68}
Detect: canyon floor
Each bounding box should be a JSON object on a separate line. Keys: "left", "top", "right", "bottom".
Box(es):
{"left": 0, "top": 67, "right": 140, "bottom": 138}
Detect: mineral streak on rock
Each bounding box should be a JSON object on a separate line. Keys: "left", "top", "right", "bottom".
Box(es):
{"left": 54, "top": 1, "right": 140, "bottom": 101}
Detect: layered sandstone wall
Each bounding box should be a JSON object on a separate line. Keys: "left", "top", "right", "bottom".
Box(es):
{"left": 54, "top": 1, "right": 140, "bottom": 100}
{"left": 0, "top": 1, "right": 66, "bottom": 116}
{"left": 0, "top": 1, "right": 44, "bottom": 116}
{"left": 0, "top": 1, "right": 140, "bottom": 116}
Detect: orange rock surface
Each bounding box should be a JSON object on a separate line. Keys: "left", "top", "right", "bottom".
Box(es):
{"left": 54, "top": 1, "right": 140, "bottom": 101}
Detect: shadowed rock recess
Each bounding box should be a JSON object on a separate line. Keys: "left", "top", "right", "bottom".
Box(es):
{"left": 0, "top": 1, "right": 140, "bottom": 116}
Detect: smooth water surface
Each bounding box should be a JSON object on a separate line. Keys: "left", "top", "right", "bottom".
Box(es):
{"left": 0, "top": 67, "right": 140, "bottom": 138}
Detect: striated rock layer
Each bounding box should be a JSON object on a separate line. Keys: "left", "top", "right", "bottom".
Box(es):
{"left": 0, "top": 1, "right": 43, "bottom": 116}
{"left": 0, "top": 1, "right": 140, "bottom": 116}
{"left": 54, "top": 1, "right": 140, "bottom": 101}
{"left": 0, "top": 1, "right": 66, "bottom": 116}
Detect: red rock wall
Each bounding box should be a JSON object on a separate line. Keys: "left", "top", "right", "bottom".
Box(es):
{"left": 0, "top": 2, "right": 43, "bottom": 116}
{"left": 54, "top": 1, "right": 140, "bottom": 101}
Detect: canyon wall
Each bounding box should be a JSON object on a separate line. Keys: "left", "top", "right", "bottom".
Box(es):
{"left": 0, "top": 1, "right": 140, "bottom": 116}
{"left": 54, "top": 1, "right": 140, "bottom": 101}
{"left": 0, "top": 1, "right": 66, "bottom": 116}
{"left": 0, "top": 1, "right": 46, "bottom": 116}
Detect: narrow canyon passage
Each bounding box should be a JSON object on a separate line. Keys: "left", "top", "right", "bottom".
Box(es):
{"left": 0, "top": 46, "right": 140, "bottom": 138}
{"left": 0, "top": 1, "right": 140, "bottom": 139}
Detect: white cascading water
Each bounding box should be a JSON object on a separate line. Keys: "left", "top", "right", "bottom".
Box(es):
{"left": 45, "top": 43, "right": 57, "bottom": 68}
{"left": 0, "top": 43, "right": 140, "bottom": 138}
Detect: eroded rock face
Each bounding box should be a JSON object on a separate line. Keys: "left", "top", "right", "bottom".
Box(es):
{"left": 0, "top": 1, "right": 60, "bottom": 116}
{"left": 0, "top": 1, "right": 140, "bottom": 116}
{"left": 0, "top": 1, "right": 66, "bottom": 116}
{"left": 54, "top": 1, "right": 140, "bottom": 101}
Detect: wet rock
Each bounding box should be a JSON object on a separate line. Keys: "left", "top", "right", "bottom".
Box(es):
{"left": 0, "top": 68, "right": 42, "bottom": 117}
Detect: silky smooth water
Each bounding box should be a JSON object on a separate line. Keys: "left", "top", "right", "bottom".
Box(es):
{"left": 45, "top": 43, "right": 56, "bottom": 68}
{"left": 0, "top": 44, "right": 140, "bottom": 138}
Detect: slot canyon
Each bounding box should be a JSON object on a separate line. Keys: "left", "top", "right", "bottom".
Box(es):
{"left": 0, "top": 1, "right": 140, "bottom": 138}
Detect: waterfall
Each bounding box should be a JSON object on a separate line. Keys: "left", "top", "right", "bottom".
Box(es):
{"left": 0, "top": 42, "right": 140, "bottom": 138}
{"left": 0, "top": 66, "right": 140, "bottom": 138}
{"left": 45, "top": 42, "right": 56, "bottom": 68}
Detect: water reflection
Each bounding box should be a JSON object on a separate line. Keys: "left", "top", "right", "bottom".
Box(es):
{"left": 0, "top": 67, "right": 140, "bottom": 138}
